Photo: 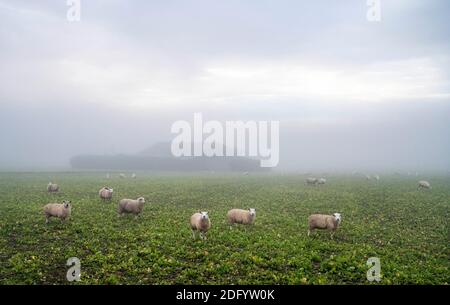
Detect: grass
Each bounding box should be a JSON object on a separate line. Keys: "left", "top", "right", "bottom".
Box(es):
{"left": 0, "top": 172, "right": 448, "bottom": 284}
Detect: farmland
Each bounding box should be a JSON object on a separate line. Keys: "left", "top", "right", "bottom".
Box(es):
{"left": 0, "top": 172, "right": 448, "bottom": 284}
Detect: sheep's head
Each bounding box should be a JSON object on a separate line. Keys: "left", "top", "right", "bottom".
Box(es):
{"left": 249, "top": 208, "right": 256, "bottom": 217}
{"left": 109, "top": 188, "right": 114, "bottom": 193}
{"left": 48, "top": 182, "right": 52, "bottom": 185}
{"left": 137, "top": 197, "right": 145, "bottom": 204}
{"left": 333, "top": 213, "right": 342, "bottom": 224}
{"left": 200, "top": 211, "right": 209, "bottom": 220}
{"left": 63, "top": 200, "right": 71, "bottom": 209}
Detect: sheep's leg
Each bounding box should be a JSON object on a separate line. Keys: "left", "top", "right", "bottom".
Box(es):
{"left": 200, "top": 232, "right": 204, "bottom": 240}
{"left": 307, "top": 229, "right": 310, "bottom": 236}
{"left": 45, "top": 216, "right": 49, "bottom": 224}
{"left": 192, "top": 229, "right": 196, "bottom": 240}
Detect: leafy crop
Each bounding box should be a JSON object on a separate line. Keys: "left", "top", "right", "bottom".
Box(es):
{"left": 0, "top": 172, "right": 448, "bottom": 284}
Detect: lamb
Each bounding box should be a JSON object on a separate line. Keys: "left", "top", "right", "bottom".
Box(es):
{"left": 47, "top": 182, "right": 59, "bottom": 193}
{"left": 305, "top": 178, "right": 318, "bottom": 186}
{"left": 308, "top": 213, "right": 342, "bottom": 238}
{"left": 44, "top": 200, "right": 71, "bottom": 224}
{"left": 118, "top": 197, "right": 146, "bottom": 217}
{"left": 418, "top": 180, "right": 432, "bottom": 190}
{"left": 227, "top": 208, "right": 256, "bottom": 228}
{"left": 317, "top": 178, "right": 326, "bottom": 185}
{"left": 119, "top": 173, "right": 126, "bottom": 179}
{"left": 99, "top": 187, "right": 114, "bottom": 200}
{"left": 190, "top": 212, "right": 211, "bottom": 240}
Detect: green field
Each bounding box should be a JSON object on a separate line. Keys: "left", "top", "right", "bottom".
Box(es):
{"left": 0, "top": 172, "right": 448, "bottom": 285}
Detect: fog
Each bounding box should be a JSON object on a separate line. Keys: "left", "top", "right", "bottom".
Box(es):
{"left": 0, "top": 1, "right": 449, "bottom": 171}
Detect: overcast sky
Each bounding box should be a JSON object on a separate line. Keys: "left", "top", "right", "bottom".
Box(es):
{"left": 0, "top": 0, "right": 449, "bottom": 171}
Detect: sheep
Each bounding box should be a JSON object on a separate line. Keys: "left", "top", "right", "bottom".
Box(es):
{"left": 418, "top": 180, "right": 432, "bottom": 190}
{"left": 308, "top": 213, "right": 342, "bottom": 238}
{"left": 118, "top": 197, "right": 146, "bottom": 217}
{"left": 243, "top": 171, "right": 249, "bottom": 176}
{"left": 190, "top": 211, "right": 211, "bottom": 240}
{"left": 305, "top": 178, "right": 318, "bottom": 186}
{"left": 317, "top": 178, "right": 326, "bottom": 185}
{"left": 227, "top": 208, "right": 256, "bottom": 229}
{"left": 106, "top": 173, "right": 110, "bottom": 179}
{"left": 131, "top": 173, "right": 137, "bottom": 179}
{"left": 99, "top": 187, "right": 114, "bottom": 201}
{"left": 365, "top": 174, "right": 371, "bottom": 180}
{"left": 119, "top": 173, "right": 126, "bottom": 179}
{"left": 47, "top": 182, "right": 59, "bottom": 193}
{"left": 44, "top": 200, "right": 71, "bottom": 224}
{"left": 374, "top": 175, "right": 380, "bottom": 181}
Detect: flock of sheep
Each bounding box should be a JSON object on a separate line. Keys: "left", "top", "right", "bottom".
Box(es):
{"left": 43, "top": 174, "right": 433, "bottom": 241}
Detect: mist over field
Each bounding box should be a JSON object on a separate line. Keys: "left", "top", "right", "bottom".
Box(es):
{"left": 1, "top": 1, "right": 450, "bottom": 288}
{"left": 0, "top": 0, "right": 449, "bottom": 172}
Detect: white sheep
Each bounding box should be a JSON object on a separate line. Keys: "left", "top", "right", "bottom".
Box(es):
{"left": 227, "top": 208, "right": 256, "bottom": 228}
{"left": 317, "top": 178, "right": 326, "bottom": 185}
{"left": 308, "top": 213, "right": 342, "bottom": 238}
{"left": 106, "top": 173, "right": 110, "bottom": 179}
{"left": 190, "top": 212, "right": 211, "bottom": 240}
{"left": 119, "top": 173, "right": 126, "bottom": 179}
{"left": 118, "top": 197, "right": 146, "bottom": 217}
{"left": 44, "top": 200, "right": 71, "bottom": 224}
{"left": 374, "top": 175, "right": 380, "bottom": 181}
{"left": 418, "top": 180, "right": 432, "bottom": 190}
{"left": 365, "top": 175, "right": 371, "bottom": 180}
{"left": 47, "top": 182, "right": 59, "bottom": 193}
{"left": 99, "top": 187, "right": 114, "bottom": 200}
{"left": 131, "top": 173, "right": 137, "bottom": 179}
{"left": 305, "top": 178, "right": 318, "bottom": 186}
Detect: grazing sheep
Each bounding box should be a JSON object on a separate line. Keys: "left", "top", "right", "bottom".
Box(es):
{"left": 190, "top": 212, "right": 211, "bottom": 240}
{"left": 365, "top": 175, "right": 371, "bottom": 180}
{"left": 418, "top": 180, "right": 432, "bottom": 190}
{"left": 47, "top": 182, "right": 59, "bottom": 193}
{"left": 119, "top": 173, "right": 126, "bottom": 179}
{"left": 374, "top": 175, "right": 380, "bottom": 181}
{"left": 243, "top": 171, "right": 249, "bottom": 176}
{"left": 118, "top": 197, "right": 146, "bottom": 217}
{"left": 99, "top": 187, "right": 114, "bottom": 200}
{"left": 317, "top": 178, "right": 326, "bottom": 185}
{"left": 131, "top": 173, "right": 137, "bottom": 179}
{"left": 44, "top": 200, "right": 71, "bottom": 224}
{"left": 227, "top": 208, "right": 256, "bottom": 228}
{"left": 305, "top": 178, "right": 318, "bottom": 186}
{"left": 308, "top": 213, "right": 342, "bottom": 238}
